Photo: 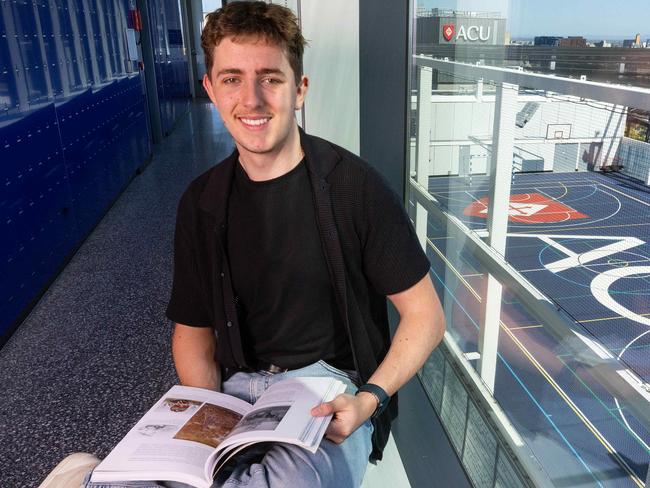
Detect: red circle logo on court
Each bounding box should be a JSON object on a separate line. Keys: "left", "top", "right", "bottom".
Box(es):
{"left": 463, "top": 193, "right": 588, "bottom": 223}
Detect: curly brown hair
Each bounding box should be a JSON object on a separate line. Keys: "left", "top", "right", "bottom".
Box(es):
{"left": 201, "top": 1, "right": 307, "bottom": 85}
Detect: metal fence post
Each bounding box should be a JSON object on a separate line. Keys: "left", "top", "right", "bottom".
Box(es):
{"left": 415, "top": 66, "right": 433, "bottom": 248}
{"left": 478, "top": 81, "right": 518, "bottom": 392}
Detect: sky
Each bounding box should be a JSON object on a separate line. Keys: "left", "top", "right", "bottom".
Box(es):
{"left": 203, "top": 0, "right": 221, "bottom": 12}
{"left": 201, "top": 0, "right": 650, "bottom": 40}
{"left": 416, "top": 0, "right": 650, "bottom": 38}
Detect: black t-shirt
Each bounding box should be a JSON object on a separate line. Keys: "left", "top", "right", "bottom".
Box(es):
{"left": 226, "top": 160, "right": 354, "bottom": 370}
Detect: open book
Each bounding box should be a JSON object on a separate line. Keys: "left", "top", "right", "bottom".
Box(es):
{"left": 90, "top": 377, "right": 346, "bottom": 488}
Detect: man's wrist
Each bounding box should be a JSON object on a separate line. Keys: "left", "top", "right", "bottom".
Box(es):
{"left": 355, "top": 383, "right": 390, "bottom": 419}
{"left": 356, "top": 391, "right": 380, "bottom": 418}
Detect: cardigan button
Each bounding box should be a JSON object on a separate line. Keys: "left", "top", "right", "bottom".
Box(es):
{"left": 226, "top": 321, "right": 232, "bottom": 327}
{"left": 220, "top": 272, "right": 224, "bottom": 278}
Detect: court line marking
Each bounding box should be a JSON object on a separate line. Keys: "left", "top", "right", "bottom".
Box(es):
{"left": 580, "top": 312, "right": 650, "bottom": 324}
{"left": 429, "top": 182, "right": 603, "bottom": 194}
{"left": 508, "top": 324, "right": 544, "bottom": 330}
{"left": 556, "top": 354, "right": 650, "bottom": 458}
{"left": 428, "top": 239, "right": 645, "bottom": 487}
{"left": 609, "top": 343, "right": 650, "bottom": 354}
{"left": 535, "top": 182, "right": 600, "bottom": 208}
{"left": 506, "top": 222, "right": 650, "bottom": 234}
{"left": 615, "top": 330, "right": 650, "bottom": 453}
{"left": 518, "top": 257, "right": 650, "bottom": 274}
{"left": 599, "top": 183, "right": 650, "bottom": 208}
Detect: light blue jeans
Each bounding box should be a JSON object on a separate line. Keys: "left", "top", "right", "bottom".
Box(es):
{"left": 83, "top": 360, "right": 373, "bottom": 488}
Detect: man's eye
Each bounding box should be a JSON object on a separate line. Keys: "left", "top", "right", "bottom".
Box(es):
{"left": 262, "top": 78, "right": 282, "bottom": 85}
{"left": 223, "top": 77, "right": 239, "bottom": 84}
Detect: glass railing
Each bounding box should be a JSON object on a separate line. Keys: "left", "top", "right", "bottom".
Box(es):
{"left": 409, "top": 55, "right": 650, "bottom": 488}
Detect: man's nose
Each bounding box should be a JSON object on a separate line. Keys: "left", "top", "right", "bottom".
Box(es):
{"left": 241, "top": 81, "right": 263, "bottom": 109}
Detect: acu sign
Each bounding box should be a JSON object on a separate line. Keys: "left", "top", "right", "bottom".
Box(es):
{"left": 442, "top": 23, "right": 492, "bottom": 42}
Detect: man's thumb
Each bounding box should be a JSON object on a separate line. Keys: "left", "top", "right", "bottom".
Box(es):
{"left": 311, "top": 401, "right": 334, "bottom": 417}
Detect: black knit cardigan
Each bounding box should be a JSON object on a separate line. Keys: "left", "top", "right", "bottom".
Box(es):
{"left": 167, "top": 129, "right": 431, "bottom": 461}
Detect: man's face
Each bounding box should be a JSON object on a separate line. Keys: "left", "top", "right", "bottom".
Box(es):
{"left": 203, "top": 37, "right": 308, "bottom": 161}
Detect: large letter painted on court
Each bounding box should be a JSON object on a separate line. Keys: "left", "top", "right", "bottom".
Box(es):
{"left": 534, "top": 235, "right": 644, "bottom": 274}
{"left": 590, "top": 266, "right": 650, "bottom": 327}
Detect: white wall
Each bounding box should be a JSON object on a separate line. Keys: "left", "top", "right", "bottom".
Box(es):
{"left": 296, "top": 0, "right": 360, "bottom": 154}
{"left": 427, "top": 93, "right": 626, "bottom": 175}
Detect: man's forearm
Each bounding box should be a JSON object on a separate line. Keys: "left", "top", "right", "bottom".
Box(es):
{"left": 310, "top": 275, "right": 445, "bottom": 442}
{"left": 368, "top": 275, "right": 445, "bottom": 397}
{"left": 367, "top": 309, "right": 444, "bottom": 397}
{"left": 172, "top": 323, "right": 221, "bottom": 390}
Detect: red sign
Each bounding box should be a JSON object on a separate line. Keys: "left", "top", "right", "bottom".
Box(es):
{"left": 442, "top": 24, "right": 455, "bottom": 41}
{"left": 463, "top": 193, "right": 588, "bottom": 224}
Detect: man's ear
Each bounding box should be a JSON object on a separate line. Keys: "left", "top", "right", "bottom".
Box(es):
{"left": 295, "top": 75, "right": 309, "bottom": 110}
{"left": 203, "top": 74, "right": 217, "bottom": 106}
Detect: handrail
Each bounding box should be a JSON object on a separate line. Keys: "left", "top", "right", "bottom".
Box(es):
{"left": 414, "top": 56, "right": 650, "bottom": 109}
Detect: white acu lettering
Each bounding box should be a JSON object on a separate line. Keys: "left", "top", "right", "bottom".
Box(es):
{"left": 456, "top": 25, "right": 491, "bottom": 42}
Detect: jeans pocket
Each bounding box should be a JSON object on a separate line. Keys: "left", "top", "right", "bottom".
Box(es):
{"left": 317, "top": 360, "right": 361, "bottom": 385}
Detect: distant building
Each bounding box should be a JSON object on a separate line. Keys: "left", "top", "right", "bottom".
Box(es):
{"left": 534, "top": 36, "right": 562, "bottom": 47}
{"left": 510, "top": 39, "right": 534, "bottom": 46}
{"left": 594, "top": 40, "right": 612, "bottom": 48}
{"left": 559, "top": 36, "right": 587, "bottom": 48}
{"left": 416, "top": 9, "right": 506, "bottom": 45}
{"left": 624, "top": 34, "right": 643, "bottom": 48}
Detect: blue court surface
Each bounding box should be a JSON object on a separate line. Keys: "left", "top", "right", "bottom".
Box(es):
{"left": 421, "top": 171, "right": 650, "bottom": 487}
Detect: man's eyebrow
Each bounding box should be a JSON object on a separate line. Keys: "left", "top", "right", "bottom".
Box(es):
{"left": 257, "top": 68, "right": 286, "bottom": 77}
{"left": 216, "top": 68, "right": 243, "bottom": 77}
{"left": 215, "top": 68, "right": 286, "bottom": 78}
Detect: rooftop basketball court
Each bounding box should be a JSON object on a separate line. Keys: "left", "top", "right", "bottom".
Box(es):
{"left": 423, "top": 170, "right": 650, "bottom": 487}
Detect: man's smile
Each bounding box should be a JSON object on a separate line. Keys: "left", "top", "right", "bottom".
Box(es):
{"left": 238, "top": 116, "right": 271, "bottom": 129}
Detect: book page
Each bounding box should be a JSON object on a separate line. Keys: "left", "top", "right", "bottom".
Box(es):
{"left": 91, "top": 385, "right": 252, "bottom": 487}
{"left": 213, "top": 377, "right": 344, "bottom": 454}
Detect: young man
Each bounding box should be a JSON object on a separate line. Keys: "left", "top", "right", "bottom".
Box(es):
{"left": 42, "top": 2, "right": 444, "bottom": 487}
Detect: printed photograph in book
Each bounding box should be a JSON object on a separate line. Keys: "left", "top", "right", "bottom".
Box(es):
{"left": 137, "top": 424, "right": 178, "bottom": 438}
{"left": 228, "top": 406, "right": 290, "bottom": 437}
{"left": 174, "top": 404, "right": 243, "bottom": 448}
{"left": 158, "top": 398, "right": 202, "bottom": 414}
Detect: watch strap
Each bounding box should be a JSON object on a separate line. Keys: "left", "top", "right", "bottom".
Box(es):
{"left": 356, "top": 383, "right": 390, "bottom": 419}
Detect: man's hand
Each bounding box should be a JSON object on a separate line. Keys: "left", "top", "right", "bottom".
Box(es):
{"left": 310, "top": 391, "right": 378, "bottom": 444}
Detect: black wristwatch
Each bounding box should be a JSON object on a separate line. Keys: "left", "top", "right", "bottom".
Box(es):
{"left": 356, "top": 383, "right": 390, "bottom": 419}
